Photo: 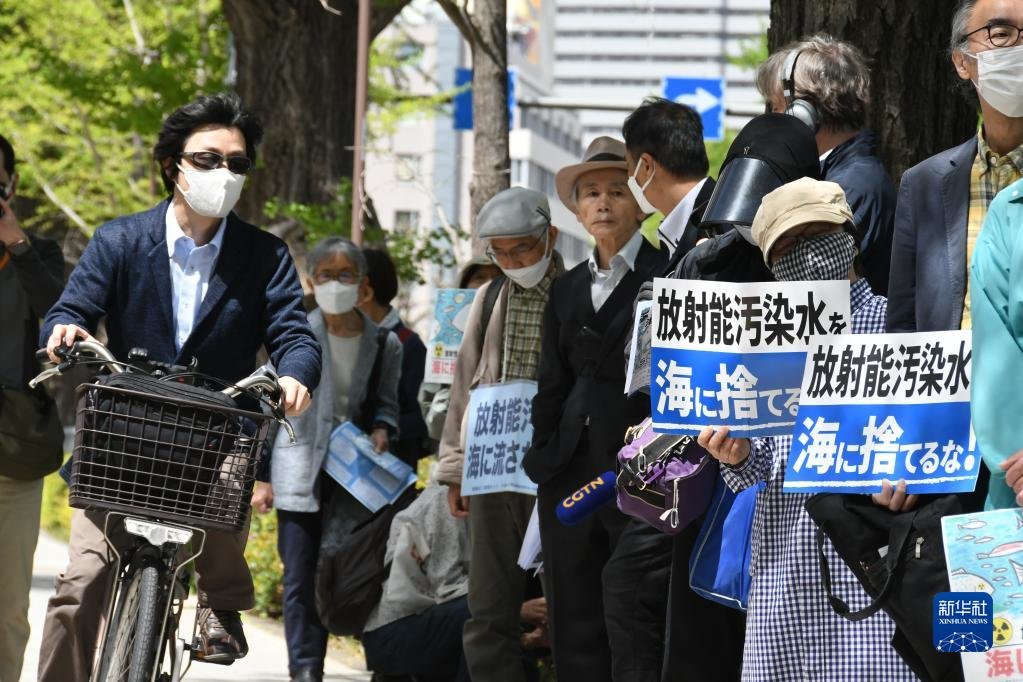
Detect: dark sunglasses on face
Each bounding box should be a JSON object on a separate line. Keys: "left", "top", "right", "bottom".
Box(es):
{"left": 179, "top": 150, "right": 253, "bottom": 175}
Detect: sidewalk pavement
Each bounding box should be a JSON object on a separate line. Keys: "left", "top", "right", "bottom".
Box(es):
{"left": 21, "top": 531, "right": 372, "bottom": 682}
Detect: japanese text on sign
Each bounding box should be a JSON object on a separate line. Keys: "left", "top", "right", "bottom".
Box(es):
{"left": 650, "top": 279, "right": 850, "bottom": 437}
{"left": 462, "top": 380, "right": 538, "bottom": 496}
{"left": 783, "top": 331, "right": 979, "bottom": 495}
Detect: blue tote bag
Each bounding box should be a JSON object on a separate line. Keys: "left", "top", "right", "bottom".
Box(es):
{"left": 688, "top": 472, "right": 764, "bottom": 611}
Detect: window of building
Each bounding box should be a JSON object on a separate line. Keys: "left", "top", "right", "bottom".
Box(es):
{"left": 394, "top": 210, "right": 420, "bottom": 231}
{"left": 395, "top": 154, "right": 421, "bottom": 182}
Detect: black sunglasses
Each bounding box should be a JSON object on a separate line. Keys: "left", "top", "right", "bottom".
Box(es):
{"left": 179, "top": 150, "right": 253, "bottom": 175}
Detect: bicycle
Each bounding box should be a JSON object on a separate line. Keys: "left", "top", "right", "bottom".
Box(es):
{"left": 30, "top": 340, "right": 295, "bottom": 682}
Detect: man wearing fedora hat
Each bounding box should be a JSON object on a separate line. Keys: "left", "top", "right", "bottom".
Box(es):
{"left": 524, "top": 137, "right": 665, "bottom": 680}
{"left": 436, "top": 186, "right": 564, "bottom": 682}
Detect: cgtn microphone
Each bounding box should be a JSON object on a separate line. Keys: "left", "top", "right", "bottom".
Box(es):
{"left": 556, "top": 471, "right": 617, "bottom": 526}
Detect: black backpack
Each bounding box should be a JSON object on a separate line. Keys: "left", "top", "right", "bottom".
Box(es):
{"left": 314, "top": 327, "right": 418, "bottom": 636}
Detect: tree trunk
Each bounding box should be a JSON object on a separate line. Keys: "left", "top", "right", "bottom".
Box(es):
{"left": 222, "top": 0, "right": 409, "bottom": 223}
{"left": 768, "top": 0, "right": 977, "bottom": 181}
{"left": 467, "top": 0, "right": 509, "bottom": 248}
{"left": 438, "top": 0, "right": 510, "bottom": 250}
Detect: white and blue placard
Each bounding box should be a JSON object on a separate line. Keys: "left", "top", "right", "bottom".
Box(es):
{"left": 663, "top": 77, "right": 725, "bottom": 141}
{"left": 783, "top": 331, "right": 979, "bottom": 495}
{"left": 941, "top": 508, "right": 1023, "bottom": 676}
{"left": 322, "top": 422, "right": 417, "bottom": 513}
{"left": 461, "top": 380, "right": 538, "bottom": 496}
{"left": 425, "top": 288, "right": 477, "bottom": 385}
{"left": 650, "top": 278, "right": 851, "bottom": 437}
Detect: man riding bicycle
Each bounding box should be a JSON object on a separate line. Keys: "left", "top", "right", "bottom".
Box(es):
{"left": 37, "top": 92, "right": 321, "bottom": 681}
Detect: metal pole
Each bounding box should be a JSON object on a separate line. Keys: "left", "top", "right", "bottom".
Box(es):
{"left": 351, "top": 0, "right": 371, "bottom": 245}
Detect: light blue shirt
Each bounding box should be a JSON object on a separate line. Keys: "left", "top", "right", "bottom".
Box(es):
{"left": 165, "top": 205, "right": 226, "bottom": 352}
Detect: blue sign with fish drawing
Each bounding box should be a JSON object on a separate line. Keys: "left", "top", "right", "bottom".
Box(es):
{"left": 942, "top": 509, "right": 1023, "bottom": 678}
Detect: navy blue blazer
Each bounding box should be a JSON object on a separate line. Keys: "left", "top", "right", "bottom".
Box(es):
{"left": 887, "top": 137, "right": 978, "bottom": 332}
{"left": 41, "top": 200, "right": 321, "bottom": 390}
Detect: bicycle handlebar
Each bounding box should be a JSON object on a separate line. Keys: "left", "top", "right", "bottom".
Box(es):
{"left": 30, "top": 340, "right": 296, "bottom": 442}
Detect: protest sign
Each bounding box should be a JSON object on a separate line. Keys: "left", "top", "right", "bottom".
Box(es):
{"left": 322, "top": 422, "right": 418, "bottom": 513}
{"left": 425, "top": 288, "right": 477, "bottom": 384}
{"left": 649, "top": 278, "right": 851, "bottom": 437}
{"left": 625, "top": 300, "right": 652, "bottom": 395}
{"left": 783, "top": 331, "right": 978, "bottom": 495}
{"left": 941, "top": 509, "right": 1023, "bottom": 680}
{"left": 461, "top": 380, "right": 538, "bottom": 496}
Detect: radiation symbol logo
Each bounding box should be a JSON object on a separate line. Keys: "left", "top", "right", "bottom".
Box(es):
{"left": 994, "top": 617, "right": 1013, "bottom": 646}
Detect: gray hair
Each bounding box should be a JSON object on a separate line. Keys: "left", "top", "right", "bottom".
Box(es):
{"left": 950, "top": 0, "right": 979, "bottom": 55}
{"left": 305, "top": 236, "right": 367, "bottom": 277}
{"left": 756, "top": 34, "right": 870, "bottom": 131}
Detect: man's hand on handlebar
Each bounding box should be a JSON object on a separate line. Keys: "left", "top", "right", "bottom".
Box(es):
{"left": 46, "top": 324, "right": 96, "bottom": 363}
{"left": 278, "top": 376, "right": 311, "bottom": 416}
{"left": 251, "top": 482, "right": 273, "bottom": 514}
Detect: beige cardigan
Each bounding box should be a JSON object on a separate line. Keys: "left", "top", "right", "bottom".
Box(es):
{"left": 435, "top": 277, "right": 509, "bottom": 485}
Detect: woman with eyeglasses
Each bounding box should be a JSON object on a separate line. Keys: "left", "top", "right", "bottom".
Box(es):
{"left": 260, "top": 236, "right": 402, "bottom": 682}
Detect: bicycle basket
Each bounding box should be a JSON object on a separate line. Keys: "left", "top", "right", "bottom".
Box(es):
{"left": 69, "top": 373, "right": 271, "bottom": 534}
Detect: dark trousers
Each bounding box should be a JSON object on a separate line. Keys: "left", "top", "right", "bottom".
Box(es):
{"left": 537, "top": 446, "right": 628, "bottom": 682}
{"left": 602, "top": 518, "right": 673, "bottom": 682}
{"left": 661, "top": 518, "right": 746, "bottom": 682}
{"left": 277, "top": 507, "right": 330, "bottom": 676}
{"left": 362, "top": 596, "right": 471, "bottom": 682}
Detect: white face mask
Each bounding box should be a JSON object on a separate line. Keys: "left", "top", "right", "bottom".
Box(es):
{"left": 627, "top": 159, "right": 658, "bottom": 215}
{"left": 966, "top": 45, "right": 1023, "bottom": 118}
{"left": 176, "top": 164, "right": 246, "bottom": 218}
{"left": 501, "top": 232, "right": 552, "bottom": 289}
{"left": 314, "top": 281, "right": 360, "bottom": 315}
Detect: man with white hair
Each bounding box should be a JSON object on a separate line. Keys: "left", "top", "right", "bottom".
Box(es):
{"left": 525, "top": 137, "right": 665, "bottom": 681}
{"left": 757, "top": 34, "right": 896, "bottom": 295}
{"left": 887, "top": 0, "right": 1023, "bottom": 512}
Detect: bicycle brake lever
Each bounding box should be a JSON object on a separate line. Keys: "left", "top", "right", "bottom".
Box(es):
{"left": 281, "top": 417, "right": 296, "bottom": 444}
{"left": 28, "top": 367, "right": 62, "bottom": 389}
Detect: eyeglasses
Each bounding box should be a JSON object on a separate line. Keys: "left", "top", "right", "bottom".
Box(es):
{"left": 962, "top": 22, "right": 1023, "bottom": 48}
{"left": 313, "top": 270, "right": 361, "bottom": 285}
{"left": 486, "top": 229, "right": 548, "bottom": 262}
{"left": 179, "top": 150, "right": 254, "bottom": 175}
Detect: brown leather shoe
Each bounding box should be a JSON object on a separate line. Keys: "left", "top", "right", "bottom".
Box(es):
{"left": 195, "top": 607, "right": 248, "bottom": 664}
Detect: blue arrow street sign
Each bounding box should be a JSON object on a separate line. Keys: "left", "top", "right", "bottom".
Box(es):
{"left": 663, "top": 77, "right": 725, "bottom": 142}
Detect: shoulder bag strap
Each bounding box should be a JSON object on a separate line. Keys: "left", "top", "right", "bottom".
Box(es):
{"left": 816, "top": 510, "right": 915, "bottom": 622}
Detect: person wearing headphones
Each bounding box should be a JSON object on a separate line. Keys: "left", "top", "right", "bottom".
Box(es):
{"left": 757, "top": 34, "right": 896, "bottom": 296}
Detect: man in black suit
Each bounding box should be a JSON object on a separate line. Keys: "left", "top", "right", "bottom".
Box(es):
{"left": 524, "top": 137, "right": 666, "bottom": 681}
{"left": 601, "top": 98, "right": 730, "bottom": 682}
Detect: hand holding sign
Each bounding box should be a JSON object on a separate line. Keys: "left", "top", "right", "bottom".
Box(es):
{"left": 871, "top": 479, "right": 919, "bottom": 512}
{"left": 697, "top": 426, "right": 751, "bottom": 468}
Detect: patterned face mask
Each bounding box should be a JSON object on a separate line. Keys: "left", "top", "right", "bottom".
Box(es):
{"left": 771, "top": 230, "right": 856, "bottom": 282}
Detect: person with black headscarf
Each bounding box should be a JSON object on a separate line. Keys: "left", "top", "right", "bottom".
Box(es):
{"left": 658, "top": 113, "right": 823, "bottom": 682}
{"left": 675, "top": 112, "right": 822, "bottom": 283}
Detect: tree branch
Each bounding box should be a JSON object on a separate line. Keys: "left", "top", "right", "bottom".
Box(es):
{"left": 436, "top": 0, "right": 477, "bottom": 46}
{"left": 122, "top": 0, "right": 153, "bottom": 64}
{"left": 370, "top": 0, "right": 412, "bottom": 39}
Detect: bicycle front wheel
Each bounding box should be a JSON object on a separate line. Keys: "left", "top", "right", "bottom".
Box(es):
{"left": 97, "top": 561, "right": 166, "bottom": 682}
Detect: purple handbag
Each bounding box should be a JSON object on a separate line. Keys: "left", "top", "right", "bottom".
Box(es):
{"left": 615, "top": 418, "right": 717, "bottom": 534}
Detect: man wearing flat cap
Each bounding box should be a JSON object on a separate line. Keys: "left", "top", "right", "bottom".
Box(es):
{"left": 524, "top": 137, "right": 665, "bottom": 680}
{"left": 436, "top": 186, "right": 563, "bottom": 682}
